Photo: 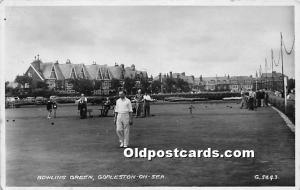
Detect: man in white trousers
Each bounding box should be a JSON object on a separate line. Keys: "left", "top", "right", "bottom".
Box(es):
{"left": 114, "top": 90, "right": 133, "bottom": 148}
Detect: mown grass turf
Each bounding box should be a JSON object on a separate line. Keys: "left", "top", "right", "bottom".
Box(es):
{"left": 5, "top": 102, "right": 295, "bottom": 186}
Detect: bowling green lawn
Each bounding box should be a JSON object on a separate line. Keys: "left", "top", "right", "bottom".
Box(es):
{"left": 5, "top": 102, "right": 295, "bottom": 186}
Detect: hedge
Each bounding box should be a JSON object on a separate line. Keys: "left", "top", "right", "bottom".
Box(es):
{"left": 268, "top": 94, "right": 295, "bottom": 124}
{"left": 56, "top": 96, "right": 119, "bottom": 105}
{"left": 150, "top": 92, "right": 240, "bottom": 100}
{"left": 84, "top": 92, "right": 240, "bottom": 105}
{"left": 7, "top": 92, "right": 241, "bottom": 108}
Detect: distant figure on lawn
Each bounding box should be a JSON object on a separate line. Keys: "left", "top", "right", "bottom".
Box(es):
{"left": 264, "top": 89, "right": 269, "bottom": 106}
{"left": 134, "top": 89, "right": 144, "bottom": 118}
{"left": 255, "top": 89, "right": 262, "bottom": 107}
{"left": 188, "top": 103, "right": 195, "bottom": 115}
{"left": 52, "top": 97, "right": 58, "bottom": 118}
{"left": 103, "top": 97, "right": 111, "bottom": 117}
{"left": 46, "top": 97, "right": 54, "bottom": 119}
{"left": 77, "top": 94, "right": 88, "bottom": 119}
{"left": 143, "top": 91, "right": 153, "bottom": 117}
{"left": 114, "top": 90, "right": 133, "bottom": 148}
{"left": 240, "top": 89, "right": 247, "bottom": 109}
{"left": 248, "top": 89, "right": 255, "bottom": 111}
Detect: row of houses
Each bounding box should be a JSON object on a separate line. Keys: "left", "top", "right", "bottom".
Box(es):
{"left": 155, "top": 71, "right": 285, "bottom": 92}
{"left": 24, "top": 58, "right": 149, "bottom": 95}
{"left": 22, "top": 58, "right": 286, "bottom": 94}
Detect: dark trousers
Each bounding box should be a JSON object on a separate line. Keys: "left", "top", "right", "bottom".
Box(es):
{"left": 79, "top": 104, "right": 87, "bottom": 119}
{"left": 264, "top": 98, "right": 269, "bottom": 106}
{"left": 136, "top": 103, "right": 143, "bottom": 116}
{"left": 248, "top": 97, "right": 254, "bottom": 110}
{"left": 256, "top": 98, "right": 261, "bottom": 107}
{"left": 240, "top": 97, "right": 246, "bottom": 109}
{"left": 103, "top": 105, "right": 110, "bottom": 116}
{"left": 143, "top": 102, "right": 150, "bottom": 117}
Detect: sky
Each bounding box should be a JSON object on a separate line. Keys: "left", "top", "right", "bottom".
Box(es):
{"left": 4, "top": 6, "right": 295, "bottom": 81}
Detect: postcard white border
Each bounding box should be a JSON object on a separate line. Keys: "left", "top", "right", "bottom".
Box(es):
{"left": 0, "top": 0, "right": 298, "bottom": 190}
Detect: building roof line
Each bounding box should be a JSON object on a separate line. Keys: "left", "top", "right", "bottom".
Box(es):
{"left": 50, "top": 64, "right": 58, "bottom": 80}
{"left": 29, "top": 64, "right": 44, "bottom": 81}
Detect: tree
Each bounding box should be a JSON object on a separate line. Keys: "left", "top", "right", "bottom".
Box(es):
{"left": 124, "top": 77, "right": 136, "bottom": 95}
{"left": 151, "top": 80, "right": 162, "bottom": 94}
{"left": 70, "top": 79, "right": 94, "bottom": 95}
{"left": 14, "top": 75, "right": 33, "bottom": 88}
{"left": 110, "top": 78, "right": 122, "bottom": 93}
{"left": 175, "top": 78, "right": 190, "bottom": 92}
{"left": 5, "top": 81, "right": 9, "bottom": 89}
{"left": 164, "top": 78, "right": 176, "bottom": 93}
{"left": 5, "top": 81, "right": 14, "bottom": 96}
{"left": 36, "top": 81, "right": 48, "bottom": 89}
{"left": 31, "top": 88, "right": 55, "bottom": 97}
{"left": 140, "top": 78, "right": 151, "bottom": 93}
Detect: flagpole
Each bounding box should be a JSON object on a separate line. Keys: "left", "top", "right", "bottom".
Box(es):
{"left": 265, "top": 58, "right": 268, "bottom": 90}
{"left": 280, "top": 32, "right": 287, "bottom": 114}
{"left": 280, "top": 33, "right": 285, "bottom": 98}
{"left": 271, "top": 49, "right": 274, "bottom": 91}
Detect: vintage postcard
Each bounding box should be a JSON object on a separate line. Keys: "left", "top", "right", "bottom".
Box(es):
{"left": 0, "top": 0, "right": 298, "bottom": 190}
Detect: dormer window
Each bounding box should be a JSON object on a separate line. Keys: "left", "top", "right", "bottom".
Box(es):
{"left": 97, "top": 69, "right": 102, "bottom": 80}
{"left": 71, "top": 68, "right": 76, "bottom": 79}
{"left": 80, "top": 68, "right": 85, "bottom": 79}
{"left": 50, "top": 67, "right": 57, "bottom": 79}
{"left": 105, "top": 70, "right": 110, "bottom": 79}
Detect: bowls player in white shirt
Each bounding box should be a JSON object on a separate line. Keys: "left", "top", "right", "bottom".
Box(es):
{"left": 114, "top": 90, "right": 133, "bottom": 148}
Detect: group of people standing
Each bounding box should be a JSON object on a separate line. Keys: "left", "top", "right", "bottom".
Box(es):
{"left": 44, "top": 90, "right": 151, "bottom": 148}
{"left": 240, "top": 88, "right": 269, "bottom": 110}
{"left": 133, "top": 89, "right": 154, "bottom": 118}
{"left": 47, "top": 93, "right": 89, "bottom": 119}
{"left": 113, "top": 89, "right": 154, "bottom": 148}
{"left": 112, "top": 89, "right": 154, "bottom": 148}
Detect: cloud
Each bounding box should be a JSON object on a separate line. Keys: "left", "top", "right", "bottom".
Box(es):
{"left": 4, "top": 6, "right": 295, "bottom": 81}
